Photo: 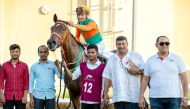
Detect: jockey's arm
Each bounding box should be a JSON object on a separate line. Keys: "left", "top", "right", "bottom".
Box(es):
{"left": 75, "top": 29, "right": 81, "bottom": 42}
{"left": 74, "top": 21, "right": 96, "bottom": 31}
{"left": 75, "top": 29, "right": 88, "bottom": 46}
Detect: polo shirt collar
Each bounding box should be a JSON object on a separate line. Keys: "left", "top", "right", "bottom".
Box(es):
{"left": 155, "top": 52, "right": 172, "bottom": 59}
{"left": 115, "top": 50, "right": 131, "bottom": 59}
{"left": 87, "top": 59, "right": 101, "bottom": 65}
{"left": 38, "top": 59, "right": 50, "bottom": 64}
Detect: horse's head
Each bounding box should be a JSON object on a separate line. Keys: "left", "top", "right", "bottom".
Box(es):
{"left": 47, "top": 14, "right": 68, "bottom": 51}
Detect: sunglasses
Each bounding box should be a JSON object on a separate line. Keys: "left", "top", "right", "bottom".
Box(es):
{"left": 159, "top": 42, "right": 170, "bottom": 46}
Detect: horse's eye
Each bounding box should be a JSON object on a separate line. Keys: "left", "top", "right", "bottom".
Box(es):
{"left": 63, "top": 27, "right": 66, "bottom": 30}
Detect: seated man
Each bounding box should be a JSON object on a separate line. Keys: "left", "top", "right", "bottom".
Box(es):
{"left": 67, "top": 5, "right": 105, "bottom": 54}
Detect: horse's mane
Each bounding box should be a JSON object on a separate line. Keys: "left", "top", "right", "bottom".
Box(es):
{"left": 58, "top": 20, "right": 85, "bottom": 50}
{"left": 68, "top": 31, "right": 85, "bottom": 50}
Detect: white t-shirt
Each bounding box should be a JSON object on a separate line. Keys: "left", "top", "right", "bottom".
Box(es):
{"left": 144, "top": 53, "right": 186, "bottom": 98}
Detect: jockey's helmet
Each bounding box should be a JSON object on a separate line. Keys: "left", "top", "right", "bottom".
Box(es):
{"left": 76, "top": 5, "right": 90, "bottom": 15}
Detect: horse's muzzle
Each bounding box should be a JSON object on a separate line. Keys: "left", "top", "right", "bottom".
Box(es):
{"left": 47, "top": 39, "right": 57, "bottom": 51}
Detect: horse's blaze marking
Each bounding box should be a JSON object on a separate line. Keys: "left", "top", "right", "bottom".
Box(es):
{"left": 55, "top": 23, "right": 60, "bottom": 27}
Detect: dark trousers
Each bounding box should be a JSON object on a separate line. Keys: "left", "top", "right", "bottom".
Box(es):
{"left": 34, "top": 97, "right": 55, "bottom": 109}
{"left": 3, "top": 100, "right": 26, "bottom": 109}
{"left": 81, "top": 103, "right": 100, "bottom": 109}
{"left": 114, "top": 102, "right": 140, "bottom": 109}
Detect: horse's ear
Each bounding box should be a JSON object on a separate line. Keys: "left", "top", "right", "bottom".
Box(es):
{"left": 53, "top": 14, "right": 58, "bottom": 23}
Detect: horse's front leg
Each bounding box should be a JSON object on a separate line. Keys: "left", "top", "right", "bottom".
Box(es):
{"left": 68, "top": 90, "right": 80, "bottom": 109}
{"left": 72, "top": 96, "right": 80, "bottom": 109}
{"left": 75, "top": 97, "right": 80, "bottom": 108}
{"left": 67, "top": 79, "right": 81, "bottom": 109}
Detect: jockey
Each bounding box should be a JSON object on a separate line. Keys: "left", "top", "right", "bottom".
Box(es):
{"left": 66, "top": 5, "right": 105, "bottom": 54}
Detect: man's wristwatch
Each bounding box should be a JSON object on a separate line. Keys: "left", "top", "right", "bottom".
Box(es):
{"left": 183, "top": 97, "right": 189, "bottom": 101}
{"left": 138, "top": 69, "right": 143, "bottom": 75}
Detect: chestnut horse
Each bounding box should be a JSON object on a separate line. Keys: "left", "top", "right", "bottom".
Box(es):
{"left": 47, "top": 14, "right": 84, "bottom": 109}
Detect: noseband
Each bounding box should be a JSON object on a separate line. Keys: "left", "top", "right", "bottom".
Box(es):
{"left": 51, "top": 21, "right": 68, "bottom": 44}
{"left": 50, "top": 21, "right": 84, "bottom": 66}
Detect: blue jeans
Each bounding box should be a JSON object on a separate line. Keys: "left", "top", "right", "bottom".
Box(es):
{"left": 114, "top": 102, "right": 140, "bottom": 109}
{"left": 34, "top": 97, "right": 55, "bottom": 109}
{"left": 149, "top": 98, "right": 181, "bottom": 109}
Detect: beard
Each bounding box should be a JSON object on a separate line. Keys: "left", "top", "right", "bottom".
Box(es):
{"left": 89, "top": 58, "right": 96, "bottom": 61}
{"left": 40, "top": 57, "right": 48, "bottom": 62}
{"left": 41, "top": 59, "right": 47, "bottom": 61}
{"left": 11, "top": 56, "right": 19, "bottom": 60}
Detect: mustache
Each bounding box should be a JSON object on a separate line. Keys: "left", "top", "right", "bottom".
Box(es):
{"left": 118, "top": 47, "right": 125, "bottom": 49}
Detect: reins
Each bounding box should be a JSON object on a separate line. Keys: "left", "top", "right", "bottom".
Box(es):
{"left": 51, "top": 24, "right": 84, "bottom": 67}
{"left": 53, "top": 50, "right": 63, "bottom": 109}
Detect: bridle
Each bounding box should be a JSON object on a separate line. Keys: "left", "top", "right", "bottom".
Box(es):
{"left": 50, "top": 21, "right": 84, "bottom": 66}
{"left": 50, "top": 21, "right": 81, "bottom": 109}
{"left": 51, "top": 22, "right": 68, "bottom": 45}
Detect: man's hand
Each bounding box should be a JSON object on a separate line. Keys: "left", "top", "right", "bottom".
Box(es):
{"left": 0, "top": 94, "right": 6, "bottom": 103}
{"left": 61, "top": 60, "right": 67, "bottom": 68}
{"left": 139, "top": 96, "right": 146, "bottom": 109}
{"left": 127, "top": 60, "right": 141, "bottom": 75}
{"left": 22, "top": 95, "right": 27, "bottom": 104}
{"left": 66, "top": 21, "right": 75, "bottom": 27}
{"left": 101, "top": 94, "right": 109, "bottom": 109}
{"left": 101, "top": 99, "right": 109, "bottom": 109}
{"left": 181, "top": 97, "right": 188, "bottom": 107}
{"left": 127, "top": 66, "right": 140, "bottom": 75}
{"left": 82, "top": 43, "right": 88, "bottom": 47}
{"left": 54, "top": 60, "right": 61, "bottom": 67}
{"left": 30, "top": 95, "right": 34, "bottom": 107}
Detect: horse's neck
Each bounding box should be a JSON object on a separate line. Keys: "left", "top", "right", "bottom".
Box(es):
{"left": 62, "top": 32, "right": 81, "bottom": 62}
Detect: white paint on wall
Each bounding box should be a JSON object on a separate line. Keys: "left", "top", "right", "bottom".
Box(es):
{"left": 134, "top": 0, "right": 174, "bottom": 61}
{"left": 0, "top": 0, "right": 5, "bottom": 63}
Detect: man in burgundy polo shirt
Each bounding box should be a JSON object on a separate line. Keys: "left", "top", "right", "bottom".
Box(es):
{"left": 0, "top": 44, "right": 29, "bottom": 109}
